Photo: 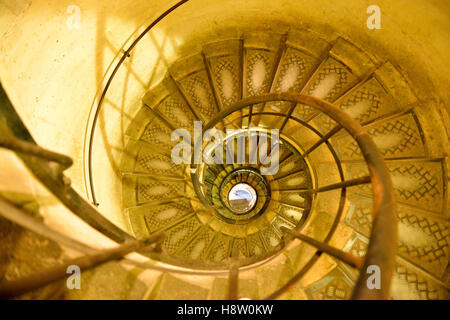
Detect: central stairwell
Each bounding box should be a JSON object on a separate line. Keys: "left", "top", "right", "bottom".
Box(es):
{"left": 101, "top": 31, "right": 448, "bottom": 299}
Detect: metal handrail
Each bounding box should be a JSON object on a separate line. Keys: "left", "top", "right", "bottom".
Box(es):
{"left": 0, "top": 195, "right": 282, "bottom": 298}
{"left": 0, "top": 233, "right": 165, "bottom": 300}
{"left": 0, "top": 0, "right": 396, "bottom": 295}
{"left": 190, "top": 93, "right": 397, "bottom": 299}
{"left": 1, "top": 81, "right": 396, "bottom": 300}
{"left": 0, "top": 83, "right": 133, "bottom": 243}
{"left": 85, "top": 0, "right": 190, "bottom": 206}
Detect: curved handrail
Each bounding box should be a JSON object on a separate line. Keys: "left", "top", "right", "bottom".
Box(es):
{"left": 0, "top": 0, "right": 396, "bottom": 297}
{"left": 0, "top": 83, "right": 133, "bottom": 243}
{"left": 0, "top": 195, "right": 278, "bottom": 280}
{"left": 84, "top": 0, "right": 190, "bottom": 205}
{"left": 2, "top": 82, "right": 396, "bottom": 299}
{"left": 191, "top": 92, "right": 397, "bottom": 299}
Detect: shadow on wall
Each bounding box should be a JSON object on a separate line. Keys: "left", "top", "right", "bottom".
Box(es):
{"left": 93, "top": 4, "right": 183, "bottom": 189}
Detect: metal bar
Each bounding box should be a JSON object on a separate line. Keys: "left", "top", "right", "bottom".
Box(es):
{"left": 201, "top": 52, "right": 221, "bottom": 113}
{"left": 227, "top": 257, "right": 240, "bottom": 300}
{"left": 200, "top": 93, "right": 397, "bottom": 300}
{"left": 271, "top": 187, "right": 308, "bottom": 192}
{"left": 349, "top": 134, "right": 396, "bottom": 300}
{"left": 289, "top": 176, "right": 370, "bottom": 195}
{"left": 201, "top": 52, "right": 227, "bottom": 131}
{"left": 238, "top": 39, "right": 244, "bottom": 128}
{"left": 278, "top": 152, "right": 293, "bottom": 165}
{"left": 221, "top": 116, "right": 244, "bottom": 130}
{"left": 18, "top": 152, "right": 134, "bottom": 241}
{"left": 281, "top": 227, "right": 363, "bottom": 268}
{"left": 305, "top": 66, "right": 380, "bottom": 124}
{"left": 279, "top": 102, "right": 297, "bottom": 132}
{"left": 121, "top": 172, "right": 185, "bottom": 182}
{"left": 247, "top": 105, "right": 253, "bottom": 127}
{"left": 143, "top": 103, "right": 177, "bottom": 132}
{"left": 264, "top": 253, "right": 318, "bottom": 300}
{"left": 123, "top": 196, "right": 186, "bottom": 211}
{"left": 313, "top": 175, "right": 371, "bottom": 193}
{"left": 0, "top": 196, "right": 96, "bottom": 254}
{"left": 0, "top": 196, "right": 270, "bottom": 278}
{"left": 86, "top": 0, "right": 190, "bottom": 206}
{"left": 0, "top": 136, "right": 73, "bottom": 168}
{"left": 169, "top": 75, "right": 202, "bottom": 122}
{"left": 272, "top": 169, "right": 305, "bottom": 181}
{"left": 0, "top": 234, "right": 165, "bottom": 300}
{"left": 253, "top": 34, "right": 287, "bottom": 127}
{"left": 268, "top": 34, "right": 288, "bottom": 92}
{"left": 303, "top": 124, "right": 343, "bottom": 156}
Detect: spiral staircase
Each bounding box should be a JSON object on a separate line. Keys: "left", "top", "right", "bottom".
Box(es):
{"left": 0, "top": 1, "right": 449, "bottom": 301}
{"left": 109, "top": 32, "right": 448, "bottom": 299}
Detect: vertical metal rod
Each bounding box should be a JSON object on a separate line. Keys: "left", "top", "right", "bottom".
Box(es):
{"left": 303, "top": 124, "right": 343, "bottom": 156}
{"left": 279, "top": 102, "right": 297, "bottom": 132}
{"left": 227, "top": 256, "right": 240, "bottom": 300}
{"left": 247, "top": 105, "right": 253, "bottom": 127}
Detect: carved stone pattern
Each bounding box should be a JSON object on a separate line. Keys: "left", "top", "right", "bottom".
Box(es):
{"left": 311, "top": 274, "right": 352, "bottom": 300}
{"left": 274, "top": 48, "right": 311, "bottom": 92}
{"left": 267, "top": 48, "right": 314, "bottom": 119}
{"left": 157, "top": 95, "right": 195, "bottom": 130}
{"left": 140, "top": 119, "right": 173, "bottom": 148}
{"left": 292, "top": 103, "right": 317, "bottom": 121}
{"left": 315, "top": 81, "right": 383, "bottom": 132}
{"left": 346, "top": 202, "right": 372, "bottom": 236}
{"left": 138, "top": 180, "right": 184, "bottom": 202}
{"left": 340, "top": 87, "right": 381, "bottom": 122}
{"left": 232, "top": 238, "right": 248, "bottom": 257}
{"left": 208, "top": 234, "right": 232, "bottom": 262}
{"left": 260, "top": 226, "right": 281, "bottom": 250}
{"left": 307, "top": 58, "right": 351, "bottom": 101}
{"left": 180, "top": 71, "right": 217, "bottom": 121}
{"left": 143, "top": 200, "right": 192, "bottom": 233}
{"left": 137, "top": 152, "right": 180, "bottom": 175}
{"left": 278, "top": 204, "right": 305, "bottom": 225}
{"left": 247, "top": 233, "right": 266, "bottom": 257}
{"left": 390, "top": 164, "right": 440, "bottom": 201}
{"left": 348, "top": 237, "right": 368, "bottom": 257}
{"left": 393, "top": 263, "right": 448, "bottom": 299}
{"left": 346, "top": 160, "right": 443, "bottom": 212}
{"left": 211, "top": 56, "right": 239, "bottom": 107}
{"left": 397, "top": 212, "right": 449, "bottom": 275}
{"left": 182, "top": 227, "right": 215, "bottom": 260}
{"left": 246, "top": 50, "right": 272, "bottom": 96}
{"left": 346, "top": 196, "right": 448, "bottom": 276}
{"left": 271, "top": 215, "right": 296, "bottom": 235}
{"left": 162, "top": 218, "right": 201, "bottom": 254}
{"left": 340, "top": 116, "right": 423, "bottom": 158}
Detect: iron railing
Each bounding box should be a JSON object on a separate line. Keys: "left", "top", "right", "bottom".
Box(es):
{"left": 0, "top": 0, "right": 396, "bottom": 299}
{"left": 0, "top": 88, "right": 396, "bottom": 299}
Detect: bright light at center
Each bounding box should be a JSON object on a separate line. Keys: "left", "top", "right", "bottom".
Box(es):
{"left": 228, "top": 183, "right": 257, "bottom": 214}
